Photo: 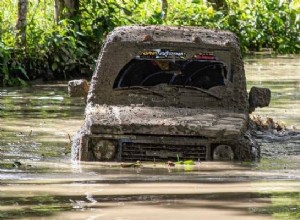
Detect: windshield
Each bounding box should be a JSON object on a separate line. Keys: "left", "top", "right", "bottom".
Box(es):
{"left": 113, "top": 56, "right": 228, "bottom": 90}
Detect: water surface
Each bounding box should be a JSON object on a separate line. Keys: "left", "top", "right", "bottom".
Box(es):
{"left": 245, "top": 55, "right": 300, "bottom": 128}
{"left": 0, "top": 56, "right": 300, "bottom": 219}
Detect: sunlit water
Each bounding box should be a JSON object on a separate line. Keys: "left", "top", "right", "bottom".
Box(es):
{"left": 0, "top": 56, "right": 299, "bottom": 219}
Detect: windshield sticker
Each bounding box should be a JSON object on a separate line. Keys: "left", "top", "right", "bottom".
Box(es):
{"left": 193, "top": 52, "right": 216, "bottom": 60}
{"left": 139, "top": 49, "right": 186, "bottom": 59}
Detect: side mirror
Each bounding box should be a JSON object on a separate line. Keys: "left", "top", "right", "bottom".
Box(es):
{"left": 249, "top": 87, "right": 271, "bottom": 113}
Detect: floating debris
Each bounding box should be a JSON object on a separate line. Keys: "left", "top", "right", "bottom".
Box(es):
{"left": 176, "top": 160, "right": 195, "bottom": 165}
{"left": 250, "top": 115, "right": 286, "bottom": 131}
{"left": 120, "top": 161, "right": 143, "bottom": 168}
{"left": 13, "top": 161, "right": 22, "bottom": 168}
{"left": 165, "top": 161, "right": 176, "bottom": 167}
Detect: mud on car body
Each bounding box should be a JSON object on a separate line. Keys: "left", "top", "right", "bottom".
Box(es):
{"left": 70, "top": 25, "right": 271, "bottom": 162}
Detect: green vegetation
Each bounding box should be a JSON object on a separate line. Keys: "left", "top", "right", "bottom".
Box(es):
{"left": 0, "top": 0, "right": 299, "bottom": 86}
{"left": 253, "top": 191, "right": 300, "bottom": 220}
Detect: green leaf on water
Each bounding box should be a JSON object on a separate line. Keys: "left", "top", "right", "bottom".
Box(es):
{"left": 183, "top": 160, "right": 195, "bottom": 165}
{"left": 176, "top": 160, "right": 195, "bottom": 165}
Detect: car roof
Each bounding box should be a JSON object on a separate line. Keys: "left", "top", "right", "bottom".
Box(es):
{"left": 107, "top": 25, "right": 239, "bottom": 49}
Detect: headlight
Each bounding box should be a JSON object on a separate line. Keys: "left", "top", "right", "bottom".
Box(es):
{"left": 93, "top": 140, "right": 116, "bottom": 161}
{"left": 213, "top": 145, "right": 234, "bottom": 161}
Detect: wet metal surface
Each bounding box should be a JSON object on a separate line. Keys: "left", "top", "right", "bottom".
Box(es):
{"left": 0, "top": 56, "right": 300, "bottom": 219}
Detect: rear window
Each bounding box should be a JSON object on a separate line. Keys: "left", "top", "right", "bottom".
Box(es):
{"left": 113, "top": 50, "right": 228, "bottom": 90}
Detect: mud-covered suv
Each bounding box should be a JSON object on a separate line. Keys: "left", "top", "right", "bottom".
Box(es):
{"left": 71, "top": 26, "right": 270, "bottom": 162}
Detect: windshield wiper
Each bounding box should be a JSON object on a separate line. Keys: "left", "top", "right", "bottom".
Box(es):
{"left": 115, "top": 86, "right": 165, "bottom": 97}
{"left": 169, "top": 85, "right": 222, "bottom": 100}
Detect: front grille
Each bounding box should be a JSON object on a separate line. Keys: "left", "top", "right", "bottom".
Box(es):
{"left": 121, "top": 142, "right": 206, "bottom": 162}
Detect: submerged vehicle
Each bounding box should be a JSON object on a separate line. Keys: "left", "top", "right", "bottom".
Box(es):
{"left": 71, "top": 25, "right": 271, "bottom": 162}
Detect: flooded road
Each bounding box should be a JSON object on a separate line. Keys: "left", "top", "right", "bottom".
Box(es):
{"left": 246, "top": 55, "right": 300, "bottom": 128}
{"left": 0, "top": 56, "right": 300, "bottom": 219}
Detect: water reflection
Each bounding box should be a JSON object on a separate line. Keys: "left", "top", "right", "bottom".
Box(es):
{"left": 0, "top": 84, "right": 85, "bottom": 119}
{"left": 0, "top": 56, "right": 300, "bottom": 219}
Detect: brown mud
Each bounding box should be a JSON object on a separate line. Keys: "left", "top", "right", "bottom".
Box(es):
{"left": 0, "top": 56, "right": 300, "bottom": 219}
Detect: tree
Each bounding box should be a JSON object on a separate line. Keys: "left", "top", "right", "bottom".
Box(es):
{"left": 16, "top": 0, "right": 28, "bottom": 47}
{"left": 162, "top": 0, "right": 168, "bottom": 21}
{"left": 54, "top": 0, "right": 80, "bottom": 23}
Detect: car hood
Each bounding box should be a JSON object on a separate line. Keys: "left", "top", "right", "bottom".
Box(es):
{"left": 85, "top": 105, "right": 248, "bottom": 138}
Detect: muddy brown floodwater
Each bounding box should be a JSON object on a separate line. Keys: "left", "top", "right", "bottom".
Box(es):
{"left": 0, "top": 56, "right": 300, "bottom": 220}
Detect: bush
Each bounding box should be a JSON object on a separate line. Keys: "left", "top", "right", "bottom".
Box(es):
{"left": 0, "top": 0, "right": 299, "bottom": 86}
